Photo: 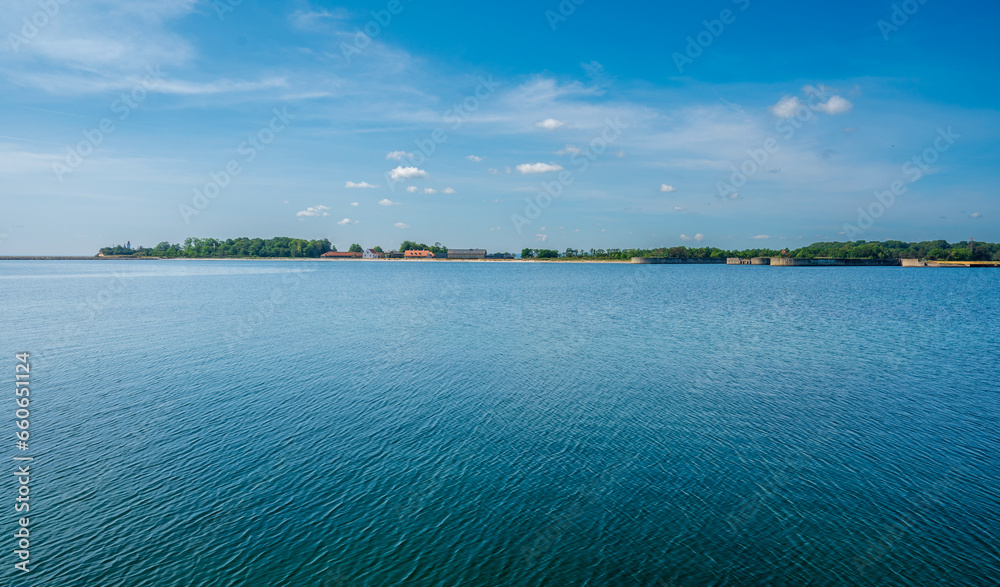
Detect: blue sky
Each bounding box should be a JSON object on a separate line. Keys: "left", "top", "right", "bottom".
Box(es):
{"left": 1, "top": 0, "right": 997, "bottom": 254}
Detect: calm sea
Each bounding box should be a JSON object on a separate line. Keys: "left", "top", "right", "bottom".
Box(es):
{"left": 1, "top": 260, "right": 998, "bottom": 586}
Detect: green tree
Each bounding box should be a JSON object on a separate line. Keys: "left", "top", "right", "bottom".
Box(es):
{"left": 521, "top": 248, "right": 535, "bottom": 259}
{"left": 348, "top": 243, "right": 363, "bottom": 253}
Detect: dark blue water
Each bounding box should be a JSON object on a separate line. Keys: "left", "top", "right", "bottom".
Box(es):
{"left": 1, "top": 261, "right": 998, "bottom": 586}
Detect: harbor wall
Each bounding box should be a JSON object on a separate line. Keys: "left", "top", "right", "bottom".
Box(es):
{"left": 769, "top": 258, "right": 901, "bottom": 267}
{"left": 631, "top": 257, "right": 727, "bottom": 264}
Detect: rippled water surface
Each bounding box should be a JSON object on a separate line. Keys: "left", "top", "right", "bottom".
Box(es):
{"left": 1, "top": 260, "right": 998, "bottom": 586}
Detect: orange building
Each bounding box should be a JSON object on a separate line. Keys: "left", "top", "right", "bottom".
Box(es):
{"left": 403, "top": 250, "right": 434, "bottom": 258}
{"left": 321, "top": 251, "right": 362, "bottom": 258}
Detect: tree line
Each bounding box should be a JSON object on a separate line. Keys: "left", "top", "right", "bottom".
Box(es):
{"left": 521, "top": 240, "right": 1000, "bottom": 261}
{"left": 100, "top": 237, "right": 334, "bottom": 258}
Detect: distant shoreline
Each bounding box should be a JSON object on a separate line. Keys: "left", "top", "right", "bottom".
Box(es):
{"left": 3, "top": 256, "right": 998, "bottom": 267}
{"left": 0, "top": 256, "right": 628, "bottom": 263}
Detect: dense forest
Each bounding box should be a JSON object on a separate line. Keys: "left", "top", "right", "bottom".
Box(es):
{"left": 100, "top": 238, "right": 999, "bottom": 261}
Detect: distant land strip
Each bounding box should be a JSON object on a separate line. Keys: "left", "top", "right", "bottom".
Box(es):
{"left": 5, "top": 238, "right": 998, "bottom": 263}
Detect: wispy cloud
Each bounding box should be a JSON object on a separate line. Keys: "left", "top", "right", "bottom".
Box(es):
{"left": 346, "top": 181, "right": 378, "bottom": 188}
{"left": 386, "top": 151, "right": 414, "bottom": 161}
{"left": 466, "top": 155, "right": 484, "bottom": 162}
{"left": 337, "top": 217, "right": 358, "bottom": 225}
{"left": 378, "top": 198, "right": 399, "bottom": 206}
{"left": 394, "top": 222, "right": 410, "bottom": 229}
{"left": 660, "top": 184, "right": 677, "bottom": 192}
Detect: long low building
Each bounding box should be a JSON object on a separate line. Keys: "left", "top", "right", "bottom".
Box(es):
{"left": 447, "top": 249, "right": 487, "bottom": 259}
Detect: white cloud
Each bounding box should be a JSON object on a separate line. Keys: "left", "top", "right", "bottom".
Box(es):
{"left": 970, "top": 212, "right": 982, "bottom": 218}
{"left": 378, "top": 198, "right": 399, "bottom": 206}
{"left": 516, "top": 162, "right": 564, "bottom": 174}
{"left": 423, "top": 188, "right": 437, "bottom": 194}
{"left": 466, "top": 155, "right": 484, "bottom": 162}
{"left": 535, "top": 234, "right": 548, "bottom": 242}
{"left": 695, "top": 233, "right": 705, "bottom": 243}
{"left": 296, "top": 205, "right": 330, "bottom": 217}
{"left": 337, "top": 218, "right": 358, "bottom": 225}
{"left": 555, "top": 145, "right": 582, "bottom": 155}
{"left": 674, "top": 206, "right": 685, "bottom": 211}
{"left": 443, "top": 187, "right": 456, "bottom": 194}
{"left": 345, "top": 181, "right": 378, "bottom": 188}
{"left": 770, "top": 96, "right": 801, "bottom": 118}
{"left": 815, "top": 95, "right": 853, "bottom": 115}
{"left": 680, "top": 234, "right": 692, "bottom": 241}
{"left": 386, "top": 151, "right": 413, "bottom": 161}
{"left": 389, "top": 166, "right": 428, "bottom": 180}
{"left": 487, "top": 168, "right": 499, "bottom": 175}
{"left": 536, "top": 118, "right": 566, "bottom": 130}
{"left": 617, "top": 150, "right": 626, "bottom": 158}
{"left": 289, "top": 8, "right": 349, "bottom": 31}
{"left": 405, "top": 186, "right": 418, "bottom": 193}
{"left": 752, "top": 235, "right": 771, "bottom": 239}
{"left": 394, "top": 222, "right": 410, "bottom": 229}
{"left": 660, "top": 184, "right": 677, "bottom": 192}
{"left": 350, "top": 202, "right": 359, "bottom": 207}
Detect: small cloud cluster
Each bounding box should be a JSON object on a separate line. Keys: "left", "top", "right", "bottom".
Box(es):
{"left": 680, "top": 233, "right": 705, "bottom": 243}
{"left": 517, "top": 162, "right": 563, "bottom": 174}
{"left": 297, "top": 205, "right": 330, "bottom": 217}
{"left": 536, "top": 118, "right": 565, "bottom": 131}
{"left": 660, "top": 184, "right": 676, "bottom": 192}
{"left": 394, "top": 222, "right": 410, "bottom": 229}
{"left": 345, "top": 181, "right": 378, "bottom": 188}
{"left": 378, "top": 199, "right": 399, "bottom": 206}
{"left": 337, "top": 218, "right": 358, "bottom": 225}
{"left": 386, "top": 151, "right": 413, "bottom": 161}
{"left": 389, "top": 166, "right": 428, "bottom": 180}
{"left": 752, "top": 234, "right": 770, "bottom": 239}
{"left": 770, "top": 85, "right": 854, "bottom": 118}
{"left": 466, "top": 155, "right": 484, "bottom": 162}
